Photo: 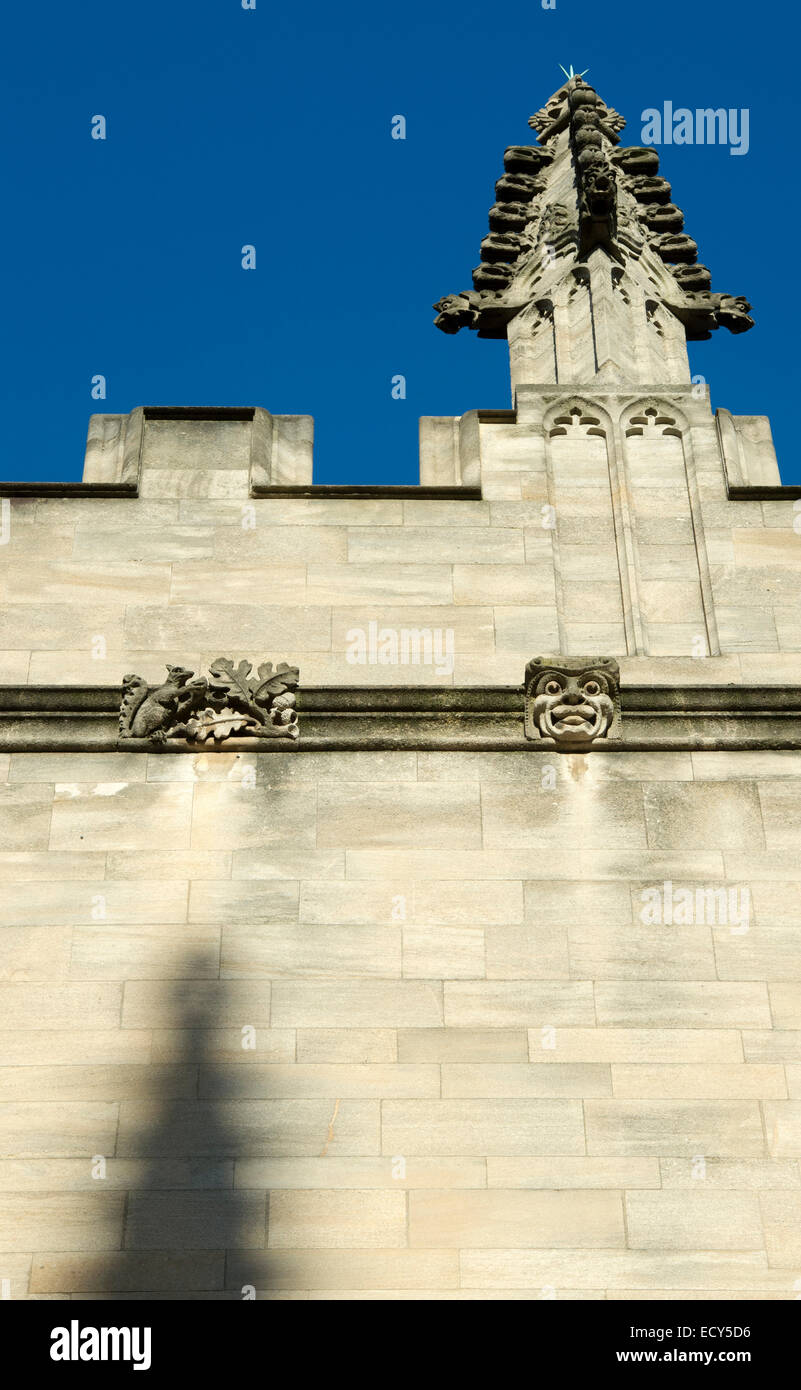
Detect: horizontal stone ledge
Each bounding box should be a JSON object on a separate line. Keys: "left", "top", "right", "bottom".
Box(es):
{"left": 2, "top": 729, "right": 801, "bottom": 753}
{"left": 726, "top": 484, "right": 801, "bottom": 499}
{"left": 0, "top": 481, "right": 138, "bottom": 497}
{"left": 250, "top": 484, "right": 483, "bottom": 499}
{"left": 2, "top": 685, "right": 801, "bottom": 715}
{"left": 0, "top": 687, "right": 521, "bottom": 715}
{"left": 0, "top": 480, "right": 483, "bottom": 500}
{"left": 0, "top": 685, "right": 800, "bottom": 751}
{"left": 4, "top": 479, "right": 799, "bottom": 501}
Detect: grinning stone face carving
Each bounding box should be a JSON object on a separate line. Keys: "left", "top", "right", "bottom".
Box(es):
{"left": 524, "top": 656, "right": 621, "bottom": 747}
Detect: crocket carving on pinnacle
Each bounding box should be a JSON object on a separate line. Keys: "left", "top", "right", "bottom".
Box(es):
{"left": 433, "top": 72, "right": 753, "bottom": 345}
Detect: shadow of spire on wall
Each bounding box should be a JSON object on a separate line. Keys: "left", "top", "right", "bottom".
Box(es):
{"left": 85, "top": 953, "right": 270, "bottom": 1302}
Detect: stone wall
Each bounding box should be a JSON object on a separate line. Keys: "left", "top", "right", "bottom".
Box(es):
{"left": 0, "top": 392, "right": 800, "bottom": 692}
{"left": 1, "top": 403, "right": 800, "bottom": 1300}
{"left": 0, "top": 747, "right": 799, "bottom": 1298}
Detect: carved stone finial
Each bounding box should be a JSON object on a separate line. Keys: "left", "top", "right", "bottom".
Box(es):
{"left": 524, "top": 656, "right": 621, "bottom": 747}
{"left": 434, "top": 77, "right": 754, "bottom": 353}
{"left": 119, "top": 659, "right": 300, "bottom": 744}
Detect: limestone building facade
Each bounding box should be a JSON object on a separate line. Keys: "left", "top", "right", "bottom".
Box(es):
{"left": 1, "top": 77, "right": 801, "bottom": 1300}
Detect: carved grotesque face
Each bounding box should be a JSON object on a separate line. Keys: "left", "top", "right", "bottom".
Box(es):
{"left": 583, "top": 163, "right": 615, "bottom": 210}
{"left": 526, "top": 660, "right": 620, "bottom": 746}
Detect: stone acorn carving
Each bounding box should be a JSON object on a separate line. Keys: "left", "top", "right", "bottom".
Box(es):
{"left": 119, "top": 658, "right": 300, "bottom": 744}
{"left": 524, "top": 656, "right": 621, "bottom": 748}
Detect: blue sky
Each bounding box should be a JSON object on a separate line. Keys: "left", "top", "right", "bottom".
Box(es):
{"left": 1, "top": 0, "right": 797, "bottom": 483}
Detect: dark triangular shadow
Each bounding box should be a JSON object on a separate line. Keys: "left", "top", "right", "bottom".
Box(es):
{"left": 88, "top": 951, "right": 269, "bottom": 1301}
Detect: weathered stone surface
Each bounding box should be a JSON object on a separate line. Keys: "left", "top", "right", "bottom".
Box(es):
{"left": 119, "top": 658, "right": 299, "bottom": 744}
{"left": 1, "top": 68, "right": 799, "bottom": 1308}
{"left": 524, "top": 655, "right": 621, "bottom": 745}
{"left": 434, "top": 75, "right": 753, "bottom": 379}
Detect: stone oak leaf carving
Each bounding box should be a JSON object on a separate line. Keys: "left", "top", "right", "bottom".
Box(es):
{"left": 524, "top": 656, "right": 621, "bottom": 748}
{"left": 119, "top": 659, "right": 299, "bottom": 744}
{"left": 187, "top": 707, "right": 262, "bottom": 742}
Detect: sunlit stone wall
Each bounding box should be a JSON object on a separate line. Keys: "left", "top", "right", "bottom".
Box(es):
{"left": 1, "top": 407, "right": 800, "bottom": 1299}
{"left": 1, "top": 747, "right": 799, "bottom": 1299}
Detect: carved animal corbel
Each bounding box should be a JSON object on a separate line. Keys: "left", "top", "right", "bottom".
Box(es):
{"left": 118, "top": 658, "right": 300, "bottom": 744}
{"left": 433, "top": 293, "right": 481, "bottom": 334}
{"left": 119, "top": 666, "right": 205, "bottom": 743}
{"left": 710, "top": 294, "right": 754, "bottom": 334}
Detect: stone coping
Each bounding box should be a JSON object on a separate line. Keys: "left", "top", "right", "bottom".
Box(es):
{"left": 0, "top": 481, "right": 484, "bottom": 500}
{"left": 3, "top": 401, "right": 800, "bottom": 496}
{"left": 1, "top": 684, "right": 800, "bottom": 752}
{"left": 1, "top": 480, "right": 799, "bottom": 500}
